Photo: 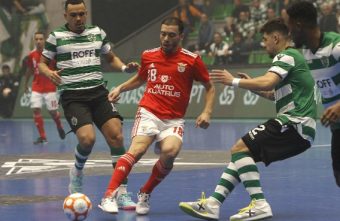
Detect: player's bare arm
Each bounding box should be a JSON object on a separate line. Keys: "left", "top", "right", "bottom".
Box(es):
{"left": 38, "top": 56, "right": 62, "bottom": 85}
{"left": 321, "top": 101, "right": 340, "bottom": 127}
{"left": 23, "top": 67, "right": 34, "bottom": 93}
{"left": 210, "top": 69, "right": 280, "bottom": 91}
{"left": 195, "top": 81, "right": 215, "bottom": 129}
{"left": 108, "top": 74, "right": 145, "bottom": 102}
{"left": 237, "top": 72, "right": 275, "bottom": 101}
{"left": 105, "top": 51, "right": 139, "bottom": 73}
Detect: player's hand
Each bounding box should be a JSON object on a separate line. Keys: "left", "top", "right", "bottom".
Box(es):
{"left": 237, "top": 72, "right": 252, "bottom": 79}
{"left": 195, "top": 112, "right": 211, "bottom": 129}
{"left": 124, "top": 62, "right": 140, "bottom": 73}
{"left": 48, "top": 69, "right": 63, "bottom": 85}
{"left": 321, "top": 102, "right": 340, "bottom": 127}
{"left": 210, "top": 69, "right": 234, "bottom": 85}
{"left": 2, "top": 88, "right": 11, "bottom": 97}
{"left": 108, "top": 87, "right": 121, "bottom": 103}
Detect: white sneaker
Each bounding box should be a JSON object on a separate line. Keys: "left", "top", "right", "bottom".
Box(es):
{"left": 98, "top": 190, "right": 118, "bottom": 214}
{"left": 136, "top": 191, "right": 150, "bottom": 215}
{"left": 229, "top": 199, "right": 273, "bottom": 221}
{"left": 179, "top": 192, "right": 220, "bottom": 220}
{"left": 68, "top": 167, "right": 83, "bottom": 194}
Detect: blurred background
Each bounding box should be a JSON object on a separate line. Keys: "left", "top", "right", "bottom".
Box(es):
{"left": 0, "top": 0, "right": 339, "bottom": 120}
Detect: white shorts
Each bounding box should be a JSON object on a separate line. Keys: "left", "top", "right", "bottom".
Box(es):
{"left": 131, "top": 107, "right": 185, "bottom": 142}
{"left": 30, "top": 91, "right": 59, "bottom": 111}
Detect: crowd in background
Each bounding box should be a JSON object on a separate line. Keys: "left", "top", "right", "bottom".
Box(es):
{"left": 0, "top": 64, "right": 20, "bottom": 118}
{"left": 173, "top": 0, "right": 340, "bottom": 66}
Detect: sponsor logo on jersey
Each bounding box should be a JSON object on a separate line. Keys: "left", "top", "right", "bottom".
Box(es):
{"left": 320, "top": 56, "right": 329, "bottom": 68}
{"left": 71, "top": 116, "right": 78, "bottom": 126}
{"left": 149, "top": 63, "right": 155, "bottom": 68}
{"left": 87, "top": 34, "right": 96, "bottom": 42}
{"left": 276, "top": 54, "right": 284, "bottom": 60}
{"left": 177, "top": 63, "right": 187, "bottom": 73}
{"left": 72, "top": 49, "right": 96, "bottom": 59}
{"left": 161, "top": 75, "right": 169, "bottom": 83}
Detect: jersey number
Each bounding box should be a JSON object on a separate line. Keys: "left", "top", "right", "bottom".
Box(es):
{"left": 148, "top": 69, "right": 157, "bottom": 82}
{"left": 173, "top": 126, "right": 184, "bottom": 137}
{"left": 251, "top": 125, "right": 265, "bottom": 136}
{"left": 51, "top": 100, "right": 58, "bottom": 109}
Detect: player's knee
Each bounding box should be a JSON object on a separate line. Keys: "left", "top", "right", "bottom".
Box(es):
{"left": 33, "top": 108, "right": 41, "bottom": 115}
{"left": 162, "top": 145, "right": 181, "bottom": 160}
{"left": 78, "top": 134, "right": 95, "bottom": 149}
{"left": 107, "top": 132, "right": 124, "bottom": 146}
{"left": 48, "top": 110, "right": 57, "bottom": 116}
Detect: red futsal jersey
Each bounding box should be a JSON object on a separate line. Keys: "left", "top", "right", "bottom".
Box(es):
{"left": 27, "top": 49, "right": 56, "bottom": 93}
{"left": 138, "top": 47, "right": 210, "bottom": 119}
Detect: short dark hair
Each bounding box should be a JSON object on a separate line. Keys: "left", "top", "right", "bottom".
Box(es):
{"left": 2, "top": 64, "right": 10, "bottom": 70}
{"left": 286, "top": 1, "right": 317, "bottom": 28}
{"left": 260, "top": 18, "right": 289, "bottom": 36}
{"left": 64, "top": 0, "right": 85, "bottom": 11}
{"left": 161, "top": 17, "right": 184, "bottom": 34}
{"left": 34, "top": 31, "right": 45, "bottom": 37}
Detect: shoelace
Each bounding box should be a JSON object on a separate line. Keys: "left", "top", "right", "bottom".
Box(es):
{"left": 139, "top": 193, "right": 150, "bottom": 203}
{"left": 238, "top": 199, "right": 256, "bottom": 214}
{"left": 103, "top": 197, "right": 113, "bottom": 203}
{"left": 197, "top": 192, "right": 207, "bottom": 204}
{"left": 119, "top": 193, "right": 134, "bottom": 203}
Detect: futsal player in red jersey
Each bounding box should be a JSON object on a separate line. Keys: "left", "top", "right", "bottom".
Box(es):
{"left": 98, "top": 17, "right": 215, "bottom": 215}
{"left": 24, "top": 31, "right": 65, "bottom": 144}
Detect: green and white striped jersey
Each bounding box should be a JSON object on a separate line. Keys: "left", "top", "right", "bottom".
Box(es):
{"left": 302, "top": 32, "right": 340, "bottom": 129}
{"left": 268, "top": 47, "right": 317, "bottom": 143}
{"left": 42, "top": 24, "right": 111, "bottom": 91}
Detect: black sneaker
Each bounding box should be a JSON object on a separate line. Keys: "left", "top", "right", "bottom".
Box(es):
{"left": 58, "top": 128, "right": 66, "bottom": 140}
{"left": 33, "top": 137, "right": 48, "bottom": 145}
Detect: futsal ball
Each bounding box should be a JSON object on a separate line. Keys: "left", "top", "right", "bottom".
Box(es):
{"left": 63, "top": 193, "right": 92, "bottom": 221}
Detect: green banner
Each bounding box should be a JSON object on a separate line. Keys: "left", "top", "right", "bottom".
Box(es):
{"left": 12, "top": 68, "right": 324, "bottom": 119}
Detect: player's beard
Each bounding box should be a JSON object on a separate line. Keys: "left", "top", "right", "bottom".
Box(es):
{"left": 161, "top": 42, "right": 176, "bottom": 54}
{"left": 76, "top": 23, "right": 85, "bottom": 32}
{"left": 291, "top": 32, "right": 305, "bottom": 48}
{"left": 292, "top": 38, "right": 303, "bottom": 48}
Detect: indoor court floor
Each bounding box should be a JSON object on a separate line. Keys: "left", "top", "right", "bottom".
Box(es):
{"left": 0, "top": 119, "right": 339, "bottom": 221}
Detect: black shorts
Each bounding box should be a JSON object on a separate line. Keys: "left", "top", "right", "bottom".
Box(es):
{"left": 242, "top": 119, "right": 311, "bottom": 166}
{"left": 60, "top": 85, "right": 123, "bottom": 132}
{"left": 331, "top": 129, "right": 340, "bottom": 171}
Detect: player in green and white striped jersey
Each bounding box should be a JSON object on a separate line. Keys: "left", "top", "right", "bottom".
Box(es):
{"left": 38, "top": 0, "right": 139, "bottom": 211}
{"left": 287, "top": 1, "right": 340, "bottom": 187}
{"left": 179, "top": 18, "right": 317, "bottom": 221}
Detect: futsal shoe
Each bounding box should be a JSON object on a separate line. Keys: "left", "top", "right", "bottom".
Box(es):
{"left": 117, "top": 192, "right": 136, "bottom": 210}
{"left": 98, "top": 190, "right": 119, "bottom": 214}
{"left": 136, "top": 191, "right": 150, "bottom": 215}
{"left": 179, "top": 192, "right": 219, "bottom": 220}
{"left": 68, "top": 167, "right": 83, "bottom": 194}
{"left": 33, "top": 137, "right": 48, "bottom": 145}
{"left": 334, "top": 170, "right": 340, "bottom": 187}
{"left": 229, "top": 199, "right": 273, "bottom": 221}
